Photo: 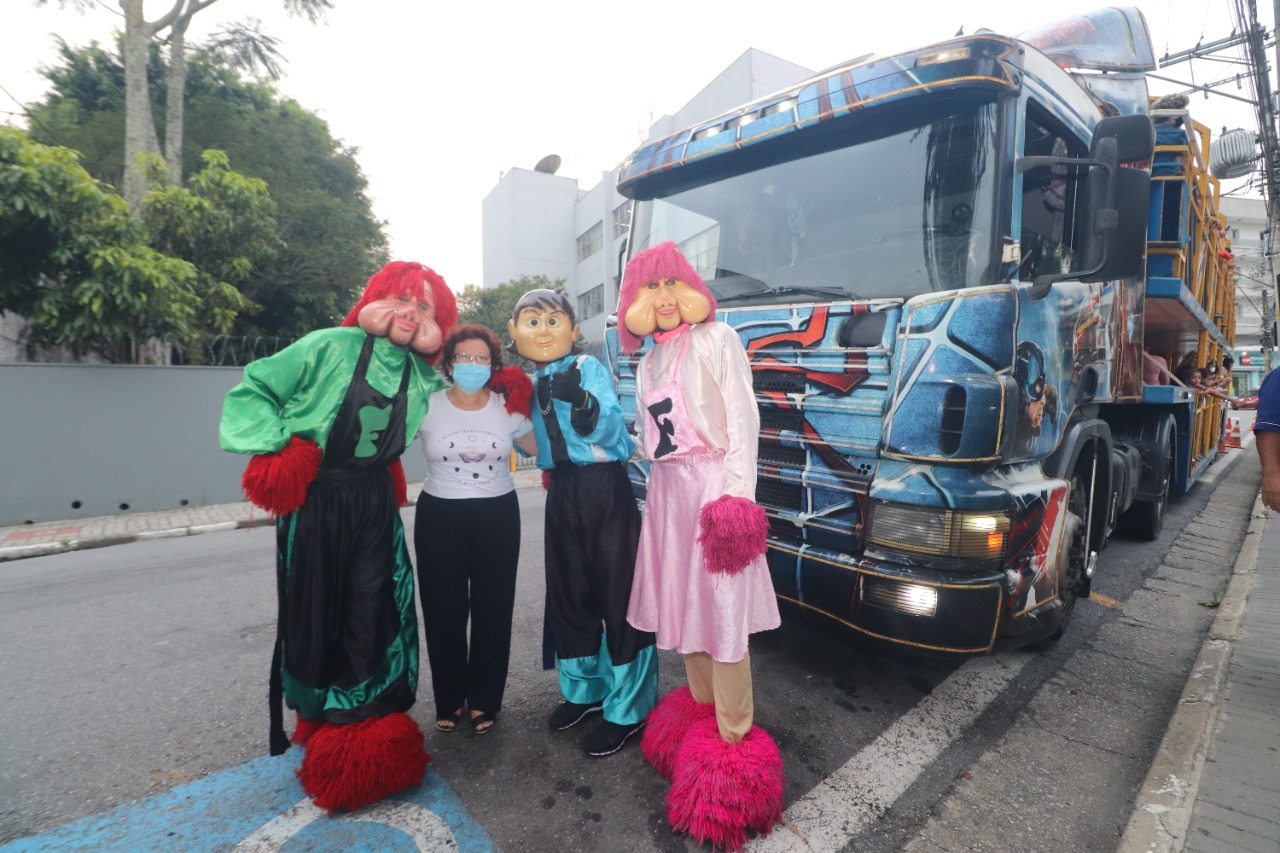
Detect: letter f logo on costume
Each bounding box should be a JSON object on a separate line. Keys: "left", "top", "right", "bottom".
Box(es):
{"left": 647, "top": 397, "right": 679, "bottom": 458}
{"left": 356, "top": 405, "right": 392, "bottom": 458}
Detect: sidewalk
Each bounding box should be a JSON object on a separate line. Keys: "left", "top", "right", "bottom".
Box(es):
{"left": 1119, "top": 442, "right": 1280, "bottom": 851}
{"left": 0, "top": 467, "right": 545, "bottom": 563}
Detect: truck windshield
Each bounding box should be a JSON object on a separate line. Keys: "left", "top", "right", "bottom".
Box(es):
{"left": 629, "top": 101, "right": 1000, "bottom": 304}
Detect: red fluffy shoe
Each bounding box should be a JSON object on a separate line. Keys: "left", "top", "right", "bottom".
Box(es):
{"left": 641, "top": 686, "right": 715, "bottom": 780}
{"left": 297, "top": 713, "right": 431, "bottom": 813}
{"left": 667, "top": 718, "right": 785, "bottom": 851}
{"left": 291, "top": 714, "right": 326, "bottom": 747}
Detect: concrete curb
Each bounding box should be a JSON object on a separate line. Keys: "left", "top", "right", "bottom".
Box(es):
{"left": 0, "top": 471, "right": 545, "bottom": 564}
{"left": 1115, "top": 492, "right": 1265, "bottom": 853}
{"left": 0, "top": 520, "right": 259, "bottom": 563}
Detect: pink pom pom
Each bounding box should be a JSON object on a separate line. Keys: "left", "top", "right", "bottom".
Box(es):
{"left": 696, "top": 495, "right": 769, "bottom": 575}
{"left": 641, "top": 686, "right": 715, "bottom": 780}
{"left": 666, "top": 718, "right": 785, "bottom": 850}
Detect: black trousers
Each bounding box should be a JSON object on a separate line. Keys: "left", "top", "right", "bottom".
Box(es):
{"left": 414, "top": 490, "right": 522, "bottom": 717}
{"left": 278, "top": 467, "right": 416, "bottom": 725}
{"left": 544, "top": 461, "right": 652, "bottom": 666}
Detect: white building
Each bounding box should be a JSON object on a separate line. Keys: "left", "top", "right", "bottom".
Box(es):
{"left": 1221, "top": 195, "right": 1272, "bottom": 390}
{"left": 480, "top": 48, "right": 814, "bottom": 356}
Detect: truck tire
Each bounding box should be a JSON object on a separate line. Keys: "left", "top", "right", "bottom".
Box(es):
{"left": 1123, "top": 439, "right": 1172, "bottom": 541}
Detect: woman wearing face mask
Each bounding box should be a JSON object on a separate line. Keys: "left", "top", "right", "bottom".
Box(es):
{"left": 414, "top": 324, "right": 535, "bottom": 735}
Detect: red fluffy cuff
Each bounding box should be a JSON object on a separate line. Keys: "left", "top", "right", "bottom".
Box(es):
{"left": 389, "top": 458, "right": 408, "bottom": 507}
{"left": 490, "top": 366, "right": 533, "bottom": 418}
{"left": 241, "top": 435, "right": 322, "bottom": 516}
{"left": 697, "top": 495, "right": 769, "bottom": 575}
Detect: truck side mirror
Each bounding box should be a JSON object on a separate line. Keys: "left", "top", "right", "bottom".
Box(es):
{"left": 1078, "top": 166, "right": 1149, "bottom": 284}
{"left": 1091, "top": 114, "right": 1155, "bottom": 163}
{"left": 1021, "top": 115, "right": 1153, "bottom": 300}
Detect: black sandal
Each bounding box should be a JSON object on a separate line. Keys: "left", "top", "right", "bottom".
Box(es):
{"left": 435, "top": 710, "right": 462, "bottom": 733}
{"left": 471, "top": 712, "right": 496, "bottom": 735}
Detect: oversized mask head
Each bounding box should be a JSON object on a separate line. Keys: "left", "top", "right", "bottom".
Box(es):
{"left": 617, "top": 241, "right": 715, "bottom": 352}
{"left": 342, "top": 261, "right": 458, "bottom": 362}
{"left": 509, "top": 289, "right": 582, "bottom": 366}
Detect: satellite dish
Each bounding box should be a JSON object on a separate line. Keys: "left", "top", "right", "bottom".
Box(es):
{"left": 534, "top": 154, "right": 562, "bottom": 175}
{"left": 1210, "top": 128, "right": 1258, "bottom": 180}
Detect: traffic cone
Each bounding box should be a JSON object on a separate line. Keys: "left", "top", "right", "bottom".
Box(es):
{"left": 1225, "top": 417, "right": 1242, "bottom": 449}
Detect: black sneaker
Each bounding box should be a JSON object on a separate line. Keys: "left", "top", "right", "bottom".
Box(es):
{"left": 580, "top": 720, "right": 645, "bottom": 757}
{"left": 547, "top": 701, "right": 603, "bottom": 731}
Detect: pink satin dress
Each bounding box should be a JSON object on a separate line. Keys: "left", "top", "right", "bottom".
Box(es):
{"left": 626, "top": 323, "right": 780, "bottom": 663}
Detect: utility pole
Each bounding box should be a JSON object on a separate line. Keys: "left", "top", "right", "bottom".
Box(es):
{"left": 1265, "top": 288, "right": 1274, "bottom": 370}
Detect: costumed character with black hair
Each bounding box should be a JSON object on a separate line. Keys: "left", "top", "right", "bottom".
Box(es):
{"left": 219, "top": 261, "right": 457, "bottom": 813}
{"left": 618, "top": 242, "right": 783, "bottom": 851}
{"left": 509, "top": 288, "right": 658, "bottom": 757}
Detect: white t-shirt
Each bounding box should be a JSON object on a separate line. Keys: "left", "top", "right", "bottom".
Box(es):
{"left": 418, "top": 389, "right": 533, "bottom": 499}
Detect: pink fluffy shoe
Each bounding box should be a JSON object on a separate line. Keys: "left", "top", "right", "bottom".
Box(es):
{"left": 667, "top": 718, "right": 785, "bottom": 851}
{"left": 640, "top": 686, "right": 715, "bottom": 780}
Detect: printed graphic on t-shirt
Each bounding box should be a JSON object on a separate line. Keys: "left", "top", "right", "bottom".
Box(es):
{"left": 439, "top": 428, "right": 505, "bottom": 487}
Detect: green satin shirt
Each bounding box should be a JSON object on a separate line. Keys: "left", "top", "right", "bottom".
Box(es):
{"left": 219, "top": 327, "right": 446, "bottom": 457}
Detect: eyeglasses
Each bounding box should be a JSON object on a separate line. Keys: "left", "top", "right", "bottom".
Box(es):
{"left": 452, "top": 353, "right": 492, "bottom": 364}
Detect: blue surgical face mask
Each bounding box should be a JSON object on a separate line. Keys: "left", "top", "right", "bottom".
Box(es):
{"left": 451, "top": 362, "right": 491, "bottom": 393}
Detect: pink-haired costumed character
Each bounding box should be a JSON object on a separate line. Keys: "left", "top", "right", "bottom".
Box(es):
{"left": 620, "top": 242, "right": 783, "bottom": 850}
{"left": 220, "top": 261, "right": 458, "bottom": 813}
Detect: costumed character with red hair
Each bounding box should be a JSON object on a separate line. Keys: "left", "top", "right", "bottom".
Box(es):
{"left": 509, "top": 288, "right": 658, "bottom": 757}
{"left": 219, "top": 261, "right": 457, "bottom": 813}
{"left": 619, "top": 241, "right": 783, "bottom": 851}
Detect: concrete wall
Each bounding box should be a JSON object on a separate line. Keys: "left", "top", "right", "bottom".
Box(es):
{"left": 0, "top": 363, "right": 428, "bottom": 526}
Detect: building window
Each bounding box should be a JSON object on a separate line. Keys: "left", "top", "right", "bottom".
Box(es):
{"left": 578, "top": 284, "right": 604, "bottom": 320}
{"left": 577, "top": 221, "right": 603, "bottom": 262}
{"left": 612, "top": 203, "right": 631, "bottom": 239}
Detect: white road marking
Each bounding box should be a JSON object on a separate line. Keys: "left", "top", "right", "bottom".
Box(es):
{"left": 232, "top": 799, "right": 325, "bottom": 852}
{"left": 750, "top": 653, "right": 1031, "bottom": 852}
{"left": 232, "top": 797, "right": 459, "bottom": 851}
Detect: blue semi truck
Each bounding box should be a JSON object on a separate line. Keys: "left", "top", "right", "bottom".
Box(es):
{"left": 606, "top": 8, "right": 1237, "bottom": 654}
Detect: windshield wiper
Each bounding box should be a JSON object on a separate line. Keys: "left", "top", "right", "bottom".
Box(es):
{"left": 716, "top": 284, "right": 856, "bottom": 304}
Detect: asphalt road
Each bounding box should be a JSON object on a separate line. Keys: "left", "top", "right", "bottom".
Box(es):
{"left": 0, "top": 447, "right": 1261, "bottom": 852}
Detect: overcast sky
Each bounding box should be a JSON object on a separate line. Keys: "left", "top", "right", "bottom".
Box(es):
{"left": 2, "top": 1, "right": 1272, "bottom": 291}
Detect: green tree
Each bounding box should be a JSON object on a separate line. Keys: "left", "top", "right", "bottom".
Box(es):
{"left": 456, "top": 274, "right": 566, "bottom": 370}
{"left": 36, "top": 0, "right": 331, "bottom": 211}
{"left": 0, "top": 128, "right": 278, "bottom": 362}
{"left": 28, "top": 40, "right": 388, "bottom": 339}
{"left": 0, "top": 127, "right": 198, "bottom": 361}
{"left": 140, "top": 148, "right": 279, "bottom": 352}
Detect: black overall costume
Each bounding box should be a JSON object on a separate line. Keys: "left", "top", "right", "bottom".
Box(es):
{"left": 268, "top": 334, "right": 421, "bottom": 750}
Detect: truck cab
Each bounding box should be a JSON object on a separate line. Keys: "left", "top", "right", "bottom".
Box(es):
{"left": 607, "top": 8, "right": 1234, "bottom": 654}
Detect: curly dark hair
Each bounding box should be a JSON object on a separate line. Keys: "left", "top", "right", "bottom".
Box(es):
{"left": 441, "top": 323, "right": 503, "bottom": 381}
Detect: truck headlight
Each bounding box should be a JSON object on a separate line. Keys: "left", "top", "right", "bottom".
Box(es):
{"left": 860, "top": 576, "right": 939, "bottom": 616}
{"left": 868, "top": 500, "right": 1009, "bottom": 561}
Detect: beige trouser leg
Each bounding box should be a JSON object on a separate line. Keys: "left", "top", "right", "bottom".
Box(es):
{"left": 683, "top": 651, "right": 754, "bottom": 745}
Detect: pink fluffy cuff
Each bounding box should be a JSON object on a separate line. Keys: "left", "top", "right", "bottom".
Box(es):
{"left": 696, "top": 495, "right": 769, "bottom": 575}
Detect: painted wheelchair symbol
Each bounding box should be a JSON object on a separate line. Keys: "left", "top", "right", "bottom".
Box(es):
{"left": 234, "top": 797, "right": 459, "bottom": 851}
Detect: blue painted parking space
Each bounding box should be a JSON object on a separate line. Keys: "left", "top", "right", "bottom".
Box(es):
{"left": 1, "top": 752, "right": 494, "bottom": 852}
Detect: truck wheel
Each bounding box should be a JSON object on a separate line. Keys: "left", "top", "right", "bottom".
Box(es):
{"left": 1031, "top": 472, "right": 1088, "bottom": 649}
{"left": 1124, "top": 441, "right": 1172, "bottom": 541}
